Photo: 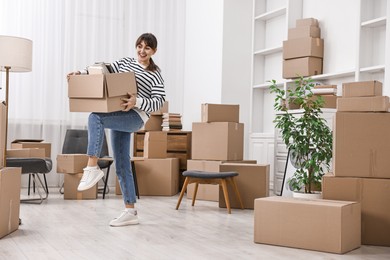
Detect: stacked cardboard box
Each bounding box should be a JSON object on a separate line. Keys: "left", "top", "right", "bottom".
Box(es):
{"left": 188, "top": 103, "right": 270, "bottom": 209}
{"left": 56, "top": 154, "right": 98, "bottom": 199}
{"left": 283, "top": 18, "right": 323, "bottom": 79}
{"left": 162, "top": 112, "right": 182, "bottom": 131}
{"left": 322, "top": 80, "right": 390, "bottom": 246}
{"left": 288, "top": 84, "right": 338, "bottom": 110}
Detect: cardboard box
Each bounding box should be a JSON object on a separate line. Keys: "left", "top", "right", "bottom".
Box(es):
{"left": 201, "top": 103, "right": 240, "bottom": 123}
{"left": 283, "top": 57, "right": 322, "bottom": 79}
{"left": 337, "top": 96, "right": 389, "bottom": 112}
{"left": 186, "top": 160, "right": 257, "bottom": 201}
{"left": 289, "top": 95, "right": 338, "bottom": 109}
{"left": 254, "top": 196, "right": 361, "bottom": 254}
{"left": 288, "top": 26, "right": 321, "bottom": 40}
{"left": 143, "top": 131, "right": 167, "bottom": 158}
{"left": 11, "top": 139, "right": 51, "bottom": 158}
{"left": 0, "top": 167, "right": 22, "bottom": 239}
{"left": 64, "top": 173, "right": 97, "bottom": 200}
{"left": 150, "top": 101, "right": 169, "bottom": 115}
{"left": 6, "top": 148, "right": 46, "bottom": 158}
{"left": 333, "top": 112, "right": 390, "bottom": 178}
{"left": 56, "top": 154, "right": 89, "bottom": 174}
{"left": 134, "top": 158, "right": 180, "bottom": 196}
{"left": 141, "top": 115, "right": 163, "bottom": 131}
{"left": 342, "top": 81, "right": 382, "bottom": 97}
{"left": 283, "top": 37, "right": 324, "bottom": 60}
{"left": 0, "top": 102, "right": 6, "bottom": 167}
{"left": 192, "top": 122, "right": 244, "bottom": 161}
{"left": 218, "top": 163, "right": 269, "bottom": 209}
{"left": 68, "top": 72, "right": 137, "bottom": 112}
{"left": 296, "top": 18, "right": 319, "bottom": 27}
{"left": 323, "top": 174, "right": 390, "bottom": 246}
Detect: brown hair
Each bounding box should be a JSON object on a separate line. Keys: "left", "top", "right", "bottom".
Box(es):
{"left": 135, "top": 33, "right": 160, "bottom": 72}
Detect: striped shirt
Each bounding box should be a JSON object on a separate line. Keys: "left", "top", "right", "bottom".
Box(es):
{"left": 111, "top": 57, "right": 165, "bottom": 119}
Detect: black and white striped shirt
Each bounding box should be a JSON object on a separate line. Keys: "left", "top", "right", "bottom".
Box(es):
{"left": 111, "top": 57, "right": 165, "bottom": 117}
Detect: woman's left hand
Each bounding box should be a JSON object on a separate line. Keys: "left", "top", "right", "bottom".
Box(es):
{"left": 121, "top": 92, "right": 136, "bottom": 112}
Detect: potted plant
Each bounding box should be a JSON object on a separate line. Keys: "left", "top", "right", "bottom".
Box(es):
{"left": 270, "top": 77, "right": 333, "bottom": 196}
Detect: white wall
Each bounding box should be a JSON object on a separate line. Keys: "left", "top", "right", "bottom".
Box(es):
{"left": 182, "top": 0, "right": 224, "bottom": 130}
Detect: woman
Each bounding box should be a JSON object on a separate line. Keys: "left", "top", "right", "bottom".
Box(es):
{"left": 67, "top": 33, "right": 165, "bottom": 227}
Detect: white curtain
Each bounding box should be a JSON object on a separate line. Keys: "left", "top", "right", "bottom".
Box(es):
{"left": 0, "top": 0, "right": 186, "bottom": 187}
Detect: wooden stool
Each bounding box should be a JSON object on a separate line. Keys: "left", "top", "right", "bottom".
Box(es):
{"left": 175, "top": 170, "right": 244, "bottom": 214}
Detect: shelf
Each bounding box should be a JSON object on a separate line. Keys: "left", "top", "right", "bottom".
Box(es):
{"left": 254, "top": 7, "right": 286, "bottom": 21}
{"left": 361, "top": 16, "right": 387, "bottom": 28}
{"left": 253, "top": 80, "right": 286, "bottom": 89}
{"left": 310, "top": 69, "right": 356, "bottom": 80}
{"left": 254, "top": 45, "right": 283, "bottom": 56}
{"left": 360, "top": 64, "right": 385, "bottom": 73}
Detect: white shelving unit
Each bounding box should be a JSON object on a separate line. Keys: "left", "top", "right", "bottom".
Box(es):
{"left": 249, "top": 0, "right": 390, "bottom": 194}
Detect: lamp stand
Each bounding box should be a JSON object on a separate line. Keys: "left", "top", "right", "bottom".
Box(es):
{"left": 3, "top": 66, "right": 10, "bottom": 167}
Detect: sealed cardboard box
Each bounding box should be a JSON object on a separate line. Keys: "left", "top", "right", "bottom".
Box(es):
{"left": 0, "top": 102, "right": 6, "bottom": 167}
{"left": 283, "top": 37, "right": 324, "bottom": 60}
{"left": 323, "top": 174, "right": 390, "bottom": 246}
{"left": 296, "top": 17, "right": 319, "bottom": 27}
{"left": 68, "top": 72, "right": 137, "bottom": 112}
{"left": 333, "top": 112, "right": 390, "bottom": 178}
{"left": 7, "top": 148, "right": 46, "bottom": 158}
{"left": 143, "top": 131, "right": 167, "bottom": 158}
{"left": 254, "top": 196, "right": 361, "bottom": 254}
{"left": 186, "top": 160, "right": 257, "bottom": 202}
{"left": 64, "top": 173, "right": 97, "bottom": 200}
{"left": 283, "top": 57, "right": 322, "bottom": 79}
{"left": 0, "top": 167, "right": 22, "bottom": 239}
{"left": 337, "top": 96, "right": 389, "bottom": 112}
{"left": 11, "top": 139, "right": 51, "bottom": 158}
{"left": 134, "top": 158, "right": 180, "bottom": 196}
{"left": 342, "top": 81, "right": 382, "bottom": 97}
{"left": 288, "top": 26, "right": 321, "bottom": 40}
{"left": 141, "top": 115, "right": 163, "bottom": 131}
{"left": 57, "top": 154, "right": 89, "bottom": 174}
{"left": 218, "top": 163, "right": 269, "bottom": 209}
{"left": 201, "top": 103, "right": 240, "bottom": 123}
{"left": 192, "top": 122, "right": 244, "bottom": 161}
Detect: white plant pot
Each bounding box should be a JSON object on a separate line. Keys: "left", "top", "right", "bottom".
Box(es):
{"left": 292, "top": 191, "right": 322, "bottom": 200}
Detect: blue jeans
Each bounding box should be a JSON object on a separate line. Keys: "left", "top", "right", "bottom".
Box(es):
{"left": 87, "top": 109, "right": 144, "bottom": 205}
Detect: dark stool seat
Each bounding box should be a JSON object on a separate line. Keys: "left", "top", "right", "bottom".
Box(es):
{"left": 176, "top": 170, "right": 244, "bottom": 214}
{"left": 6, "top": 157, "right": 52, "bottom": 204}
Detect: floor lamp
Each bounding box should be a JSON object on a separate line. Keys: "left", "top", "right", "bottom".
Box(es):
{"left": 0, "top": 36, "right": 33, "bottom": 167}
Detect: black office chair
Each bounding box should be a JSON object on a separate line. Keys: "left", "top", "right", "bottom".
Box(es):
{"left": 6, "top": 157, "right": 52, "bottom": 204}
{"left": 60, "top": 129, "right": 113, "bottom": 199}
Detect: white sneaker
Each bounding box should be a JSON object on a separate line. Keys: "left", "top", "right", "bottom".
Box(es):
{"left": 109, "top": 209, "right": 139, "bottom": 227}
{"left": 77, "top": 167, "right": 104, "bottom": 191}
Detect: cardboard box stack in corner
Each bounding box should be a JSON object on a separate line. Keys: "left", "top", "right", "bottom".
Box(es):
{"left": 56, "top": 154, "right": 98, "bottom": 200}
{"left": 322, "top": 80, "right": 390, "bottom": 247}
{"left": 188, "top": 103, "right": 270, "bottom": 209}
{"left": 283, "top": 18, "right": 323, "bottom": 79}
{"left": 0, "top": 102, "right": 22, "bottom": 239}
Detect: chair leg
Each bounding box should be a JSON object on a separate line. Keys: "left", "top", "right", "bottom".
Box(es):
{"left": 43, "top": 174, "right": 49, "bottom": 194}
{"left": 192, "top": 181, "right": 198, "bottom": 206}
{"left": 59, "top": 181, "right": 64, "bottom": 194}
{"left": 102, "top": 166, "right": 111, "bottom": 199}
{"left": 131, "top": 161, "right": 140, "bottom": 199}
{"left": 176, "top": 177, "right": 190, "bottom": 210}
{"left": 221, "top": 179, "right": 231, "bottom": 214}
{"left": 229, "top": 177, "right": 244, "bottom": 209}
{"left": 21, "top": 174, "right": 48, "bottom": 204}
{"left": 28, "top": 174, "right": 31, "bottom": 195}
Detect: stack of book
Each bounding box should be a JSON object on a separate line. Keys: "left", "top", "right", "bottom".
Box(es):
{"left": 162, "top": 113, "right": 182, "bottom": 131}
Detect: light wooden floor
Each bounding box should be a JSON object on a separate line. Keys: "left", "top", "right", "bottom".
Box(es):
{"left": 1, "top": 188, "right": 390, "bottom": 260}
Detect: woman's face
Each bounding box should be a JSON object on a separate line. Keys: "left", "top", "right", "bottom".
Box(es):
{"left": 136, "top": 41, "right": 156, "bottom": 65}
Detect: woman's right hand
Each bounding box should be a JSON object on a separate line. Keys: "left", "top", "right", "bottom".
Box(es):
{"left": 67, "top": 71, "right": 80, "bottom": 81}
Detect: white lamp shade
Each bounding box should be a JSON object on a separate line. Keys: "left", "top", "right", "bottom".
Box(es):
{"left": 0, "top": 35, "right": 32, "bottom": 72}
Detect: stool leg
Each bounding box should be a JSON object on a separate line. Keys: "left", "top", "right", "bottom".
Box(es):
{"left": 221, "top": 179, "right": 231, "bottom": 214}
{"left": 176, "top": 177, "right": 190, "bottom": 210}
{"left": 229, "top": 177, "right": 244, "bottom": 210}
{"left": 192, "top": 182, "right": 199, "bottom": 206}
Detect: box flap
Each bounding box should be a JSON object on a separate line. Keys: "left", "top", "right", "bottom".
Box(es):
{"left": 68, "top": 74, "right": 105, "bottom": 98}
{"left": 105, "top": 72, "right": 137, "bottom": 97}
